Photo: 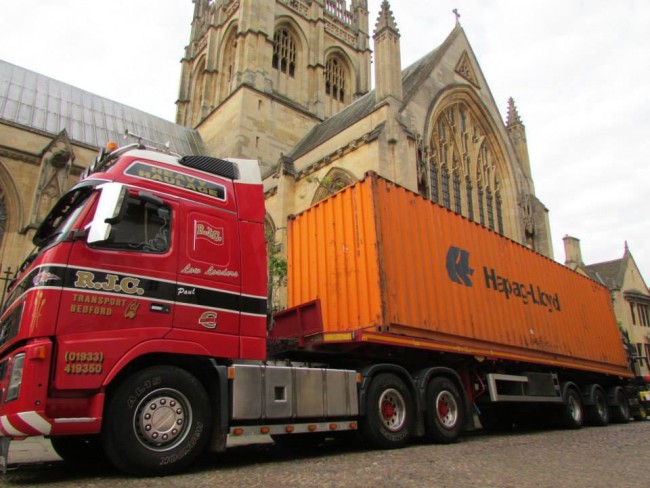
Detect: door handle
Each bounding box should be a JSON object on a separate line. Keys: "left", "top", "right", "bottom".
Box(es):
{"left": 150, "top": 303, "right": 171, "bottom": 314}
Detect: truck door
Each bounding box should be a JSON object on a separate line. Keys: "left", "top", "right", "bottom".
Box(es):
{"left": 54, "top": 190, "right": 177, "bottom": 389}
{"left": 170, "top": 199, "right": 242, "bottom": 359}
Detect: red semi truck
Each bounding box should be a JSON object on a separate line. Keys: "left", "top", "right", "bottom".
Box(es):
{"left": 0, "top": 144, "right": 633, "bottom": 475}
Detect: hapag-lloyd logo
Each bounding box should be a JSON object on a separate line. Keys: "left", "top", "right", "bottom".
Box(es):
{"left": 445, "top": 246, "right": 562, "bottom": 313}
{"left": 446, "top": 247, "right": 474, "bottom": 287}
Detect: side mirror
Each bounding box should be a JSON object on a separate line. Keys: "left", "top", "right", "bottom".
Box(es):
{"left": 87, "top": 183, "right": 128, "bottom": 243}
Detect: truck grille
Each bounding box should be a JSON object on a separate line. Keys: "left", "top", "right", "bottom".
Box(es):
{"left": 0, "top": 303, "right": 23, "bottom": 349}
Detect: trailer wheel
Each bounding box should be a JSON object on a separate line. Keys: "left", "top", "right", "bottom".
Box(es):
{"left": 559, "top": 387, "right": 584, "bottom": 429}
{"left": 424, "top": 377, "right": 464, "bottom": 443}
{"left": 102, "top": 365, "right": 212, "bottom": 476}
{"left": 50, "top": 435, "right": 106, "bottom": 466}
{"left": 609, "top": 389, "right": 630, "bottom": 424}
{"left": 361, "top": 373, "right": 413, "bottom": 449}
{"left": 586, "top": 387, "right": 609, "bottom": 426}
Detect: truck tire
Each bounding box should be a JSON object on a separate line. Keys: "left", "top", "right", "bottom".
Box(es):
{"left": 50, "top": 435, "right": 106, "bottom": 466}
{"left": 360, "top": 373, "right": 413, "bottom": 449}
{"left": 559, "top": 386, "right": 584, "bottom": 429}
{"left": 424, "top": 377, "right": 465, "bottom": 443}
{"left": 585, "top": 386, "right": 609, "bottom": 426}
{"left": 102, "top": 365, "right": 212, "bottom": 476}
{"left": 609, "top": 388, "right": 630, "bottom": 424}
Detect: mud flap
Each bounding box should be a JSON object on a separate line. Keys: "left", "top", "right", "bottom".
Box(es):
{"left": 0, "top": 437, "right": 10, "bottom": 474}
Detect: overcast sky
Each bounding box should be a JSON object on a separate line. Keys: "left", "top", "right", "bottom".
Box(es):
{"left": 1, "top": 0, "right": 648, "bottom": 282}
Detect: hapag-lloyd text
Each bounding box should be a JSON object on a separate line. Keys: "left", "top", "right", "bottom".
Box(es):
{"left": 483, "top": 267, "right": 561, "bottom": 312}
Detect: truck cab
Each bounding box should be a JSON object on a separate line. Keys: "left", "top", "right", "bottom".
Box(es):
{"left": 0, "top": 145, "right": 268, "bottom": 472}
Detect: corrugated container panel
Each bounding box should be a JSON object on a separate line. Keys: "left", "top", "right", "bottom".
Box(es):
{"left": 288, "top": 180, "right": 383, "bottom": 328}
{"left": 287, "top": 173, "right": 628, "bottom": 374}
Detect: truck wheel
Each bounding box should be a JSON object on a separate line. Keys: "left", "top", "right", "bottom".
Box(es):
{"left": 559, "top": 387, "right": 584, "bottom": 429}
{"left": 361, "top": 373, "right": 413, "bottom": 449}
{"left": 586, "top": 387, "right": 609, "bottom": 426}
{"left": 50, "top": 435, "right": 106, "bottom": 466}
{"left": 424, "top": 377, "right": 464, "bottom": 443}
{"left": 609, "top": 389, "right": 630, "bottom": 424}
{"left": 102, "top": 365, "right": 212, "bottom": 476}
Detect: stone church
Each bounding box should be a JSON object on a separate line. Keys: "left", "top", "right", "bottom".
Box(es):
{"left": 0, "top": 0, "right": 552, "bottom": 300}
{"left": 177, "top": 0, "right": 552, "bottom": 263}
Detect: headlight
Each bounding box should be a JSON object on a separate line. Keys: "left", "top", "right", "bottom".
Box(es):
{"left": 5, "top": 353, "right": 25, "bottom": 402}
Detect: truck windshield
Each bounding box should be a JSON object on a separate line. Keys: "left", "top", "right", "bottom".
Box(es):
{"left": 32, "top": 182, "right": 96, "bottom": 250}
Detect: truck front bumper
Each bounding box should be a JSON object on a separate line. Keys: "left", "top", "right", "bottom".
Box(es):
{"left": 0, "top": 339, "right": 53, "bottom": 438}
{"left": 0, "top": 339, "right": 103, "bottom": 440}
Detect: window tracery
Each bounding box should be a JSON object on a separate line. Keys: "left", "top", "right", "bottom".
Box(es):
{"left": 427, "top": 101, "right": 505, "bottom": 234}
{"left": 0, "top": 189, "right": 6, "bottom": 248}
{"left": 273, "top": 28, "right": 296, "bottom": 77}
{"left": 325, "top": 56, "right": 346, "bottom": 103}
{"left": 311, "top": 168, "right": 355, "bottom": 204}
{"left": 217, "top": 27, "right": 238, "bottom": 105}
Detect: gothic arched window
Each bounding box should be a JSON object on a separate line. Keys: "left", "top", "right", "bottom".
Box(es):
{"left": 272, "top": 28, "right": 296, "bottom": 77}
{"left": 441, "top": 165, "right": 450, "bottom": 209}
{"left": 218, "top": 27, "right": 238, "bottom": 104}
{"left": 428, "top": 99, "right": 509, "bottom": 236}
{"left": 453, "top": 170, "right": 462, "bottom": 214}
{"left": 225, "top": 37, "right": 237, "bottom": 83}
{"left": 496, "top": 191, "right": 504, "bottom": 234}
{"left": 325, "top": 57, "right": 346, "bottom": 102}
{"left": 465, "top": 177, "right": 474, "bottom": 221}
{"left": 477, "top": 182, "right": 485, "bottom": 226}
{"left": 311, "top": 168, "right": 355, "bottom": 204}
{"left": 430, "top": 162, "right": 439, "bottom": 203}
{"left": 486, "top": 187, "right": 495, "bottom": 230}
{"left": 264, "top": 214, "right": 277, "bottom": 255}
{"left": 0, "top": 190, "right": 7, "bottom": 248}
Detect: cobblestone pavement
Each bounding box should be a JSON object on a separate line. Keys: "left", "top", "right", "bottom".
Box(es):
{"left": 5, "top": 421, "right": 649, "bottom": 487}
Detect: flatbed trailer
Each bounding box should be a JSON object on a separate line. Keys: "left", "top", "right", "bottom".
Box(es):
{"left": 0, "top": 147, "right": 633, "bottom": 476}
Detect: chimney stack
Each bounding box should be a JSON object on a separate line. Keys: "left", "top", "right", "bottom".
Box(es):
{"left": 563, "top": 235, "right": 584, "bottom": 268}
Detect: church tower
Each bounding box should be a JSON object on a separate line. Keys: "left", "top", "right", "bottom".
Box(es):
{"left": 176, "top": 0, "right": 371, "bottom": 170}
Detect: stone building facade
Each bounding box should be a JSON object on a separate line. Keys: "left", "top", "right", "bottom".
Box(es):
{"left": 176, "top": 0, "right": 552, "bottom": 266}
{"left": 0, "top": 0, "right": 552, "bottom": 302}
{"left": 0, "top": 60, "right": 202, "bottom": 278}
{"left": 564, "top": 236, "right": 650, "bottom": 377}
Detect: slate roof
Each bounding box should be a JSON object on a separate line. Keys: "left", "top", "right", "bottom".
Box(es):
{"left": 585, "top": 258, "right": 625, "bottom": 289}
{"left": 286, "top": 90, "right": 377, "bottom": 162}
{"left": 400, "top": 26, "right": 462, "bottom": 104}
{"left": 0, "top": 59, "right": 203, "bottom": 156}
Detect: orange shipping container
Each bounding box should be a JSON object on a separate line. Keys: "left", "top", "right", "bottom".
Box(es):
{"left": 286, "top": 173, "right": 630, "bottom": 377}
